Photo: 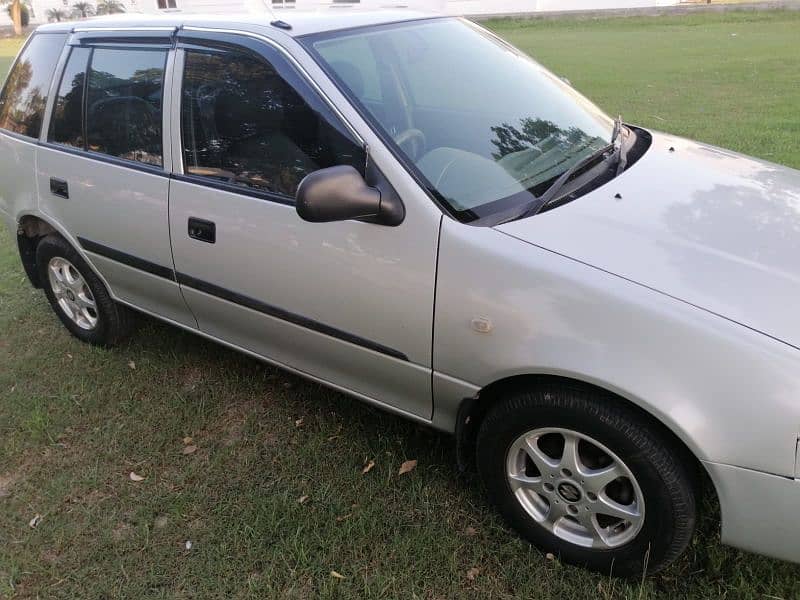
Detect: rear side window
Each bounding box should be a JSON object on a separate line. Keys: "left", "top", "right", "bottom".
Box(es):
{"left": 0, "top": 34, "right": 67, "bottom": 138}
{"left": 49, "top": 46, "right": 91, "bottom": 149}
{"left": 180, "top": 48, "right": 364, "bottom": 198}
{"left": 86, "top": 48, "right": 167, "bottom": 166}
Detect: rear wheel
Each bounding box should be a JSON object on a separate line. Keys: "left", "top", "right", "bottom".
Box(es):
{"left": 36, "top": 235, "right": 135, "bottom": 347}
{"left": 476, "top": 383, "right": 696, "bottom": 576}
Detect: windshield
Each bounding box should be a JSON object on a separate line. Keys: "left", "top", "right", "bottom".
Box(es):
{"left": 307, "top": 18, "right": 615, "bottom": 222}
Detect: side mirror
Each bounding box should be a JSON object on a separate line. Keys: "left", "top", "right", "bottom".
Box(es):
{"left": 296, "top": 165, "right": 404, "bottom": 226}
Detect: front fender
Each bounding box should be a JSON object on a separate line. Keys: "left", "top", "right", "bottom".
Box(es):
{"left": 433, "top": 218, "right": 800, "bottom": 477}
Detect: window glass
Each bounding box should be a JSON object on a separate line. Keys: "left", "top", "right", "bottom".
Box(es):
{"left": 311, "top": 20, "right": 614, "bottom": 221}
{"left": 0, "top": 34, "right": 66, "bottom": 138}
{"left": 86, "top": 48, "right": 166, "bottom": 166}
{"left": 181, "top": 49, "right": 363, "bottom": 198}
{"left": 48, "top": 46, "right": 91, "bottom": 148}
{"left": 311, "top": 35, "right": 380, "bottom": 103}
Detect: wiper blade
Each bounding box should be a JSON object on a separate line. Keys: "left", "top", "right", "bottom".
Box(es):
{"left": 501, "top": 116, "right": 625, "bottom": 223}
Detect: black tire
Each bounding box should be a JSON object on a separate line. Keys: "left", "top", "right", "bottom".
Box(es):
{"left": 476, "top": 382, "right": 696, "bottom": 576}
{"left": 36, "top": 234, "right": 135, "bottom": 347}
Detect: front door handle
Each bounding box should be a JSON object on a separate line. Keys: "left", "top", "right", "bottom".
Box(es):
{"left": 50, "top": 177, "right": 69, "bottom": 199}
{"left": 188, "top": 217, "right": 215, "bottom": 244}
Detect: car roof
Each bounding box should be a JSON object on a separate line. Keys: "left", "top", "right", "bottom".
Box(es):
{"left": 35, "top": 10, "right": 440, "bottom": 38}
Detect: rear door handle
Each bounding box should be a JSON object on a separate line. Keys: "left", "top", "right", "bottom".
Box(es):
{"left": 188, "top": 217, "right": 215, "bottom": 244}
{"left": 50, "top": 177, "right": 69, "bottom": 199}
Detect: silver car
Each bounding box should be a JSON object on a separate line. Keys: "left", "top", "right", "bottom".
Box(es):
{"left": 2, "top": 11, "right": 799, "bottom": 576}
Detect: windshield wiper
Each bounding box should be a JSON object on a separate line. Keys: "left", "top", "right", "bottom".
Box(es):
{"left": 501, "top": 117, "right": 625, "bottom": 223}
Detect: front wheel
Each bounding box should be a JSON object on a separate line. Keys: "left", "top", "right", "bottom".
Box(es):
{"left": 476, "top": 384, "right": 696, "bottom": 576}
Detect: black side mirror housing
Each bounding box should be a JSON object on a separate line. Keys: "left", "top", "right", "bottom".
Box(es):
{"left": 295, "top": 164, "right": 405, "bottom": 226}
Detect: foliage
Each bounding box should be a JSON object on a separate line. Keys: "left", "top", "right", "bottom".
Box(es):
{"left": 5, "top": 2, "right": 27, "bottom": 27}
{"left": 96, "top": 0, "right": 125, "bottom": 15}
{"left": 71, "top": 1, "right": 94, "bottom": 19}
{"left": 46, "top": 8, "right": 68, "bottom": 22}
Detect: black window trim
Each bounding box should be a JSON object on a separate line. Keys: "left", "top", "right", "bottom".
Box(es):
{"left": 0, "top": 31, "right": 69, "bottom": 142}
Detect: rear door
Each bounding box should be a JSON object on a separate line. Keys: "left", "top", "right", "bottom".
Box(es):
{"left": 37, "top": 29, "right": 196, "bottom": 327}
{"left": 167, "top": 31, "right": 439, "bottom": 419}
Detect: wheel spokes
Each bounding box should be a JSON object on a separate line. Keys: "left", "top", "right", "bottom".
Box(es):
{"left": 508, "top": 472, "right": 545, "bottom": 495}
{"left": 582, "top": 463, "right": 624, "bottom": 495}
{"left": 47, "top": 257, "right": 98, "bottom": 331}
{"left": 595, "top": 493, "right": 643, "bottom": 525}
{"left": 506, "top": 427, "right": 646, "bottom": 549}
{"left": 558, "top": 433, "right": 583, "bottom": 476}
{"left": 522, "top": 436, "right": 559, "bottom": 475}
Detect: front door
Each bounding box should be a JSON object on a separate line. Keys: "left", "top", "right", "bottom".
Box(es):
{"left": 167, "top": 33, "right": 439, "bottom": 418}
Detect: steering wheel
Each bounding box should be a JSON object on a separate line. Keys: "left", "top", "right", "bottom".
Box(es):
{"left": 393, "top": 128, "right": 426, "bottom": 161}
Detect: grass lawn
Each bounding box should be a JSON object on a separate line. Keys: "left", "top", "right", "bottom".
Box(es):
{"left": 2, "top": 10, "right": 800, "bottom": 599}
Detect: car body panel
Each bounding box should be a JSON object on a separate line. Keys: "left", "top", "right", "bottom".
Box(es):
{"left": 0, "top": 133, "right": 38, "bottom": 230}
{"left": 168, "top": 177, "right": 440, "bottom": 418}
{"left": 434, "top": 218, "right": 800, "bottom": 477}
{"left": 37, "top": 147, "right": 197, "bottom": 328}
{"left": 497, "top": 131, "right": 800, "bottom": 351}
{"left": 704, "top": 461, "right": 800, "bottom": 564}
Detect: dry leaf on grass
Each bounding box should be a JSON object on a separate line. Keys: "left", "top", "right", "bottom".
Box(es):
{"left": 297, "top": 495, "right": 309, "bottom": 504}
{"left": 336, "top": 513, "right": 352, "bottom": 522}
{"left": 361, "top": 460, "right": 375, "bottom": 474}
{"left": 128, "top": 361, "right": 136, "bottom": 370}
{"left": 294, "top": 418, "right": 304, "bottom": 428}
{"left": 466, "top": 567, "right": 480, "bottom": 581}
{"left": 29, "top": 514, "right": 42, "bottom": 528}
{"left": 182, "top": 445, "right": 198, "bottom": 455}
{"left": 398, "top": 459, "right": 417, "bottom": 475}
{"left": 129, "top": 471, "right": 145, "bottom": 482}
{"left": 182, "top": 436, "right": 193, "bottom": 445}
{"left": 465, "top": 526, "right": 477, "bottom": 536}
{"left": 545, "top": 553, "right": 555, "bottom": 561}
{"left": 330, "top": 571, "right": 345, "bottom": 580}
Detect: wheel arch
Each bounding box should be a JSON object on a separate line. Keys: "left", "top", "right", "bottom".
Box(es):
{"left": 15, "top": 212, "right": 106, "bottom": 292}
{"left": 16, "top": 213, "right": 59, "bottom": 288}
{"left": 456, "top": 373, "right": 713, "bottom": 501}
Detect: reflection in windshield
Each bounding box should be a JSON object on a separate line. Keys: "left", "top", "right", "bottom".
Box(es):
{"left": 491, "top": 117, "right": 606, "bottom": 191}
{"left": 310, "top": 18, "right": 614, "bottom": 220}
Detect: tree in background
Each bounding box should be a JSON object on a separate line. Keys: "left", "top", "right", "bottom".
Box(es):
{"left": 96, "top": 0, "right": 125, "bottom": 14}
{"left": 1, "top": 0, "right": 24, "bottom": 36}
{"left": 46, "top": 8, "right": 69, "bottom": 22}
{"left": 71, "top": 1, "right": 95, "bottom": 19}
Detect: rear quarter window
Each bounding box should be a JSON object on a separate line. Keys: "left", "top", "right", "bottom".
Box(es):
{"left": 0, "top": 33, "right": 66, "bottom": 139}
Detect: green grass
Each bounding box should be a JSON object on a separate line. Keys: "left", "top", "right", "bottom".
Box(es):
{"left": 2, "top": 11, "right": 800, "bottom": 599}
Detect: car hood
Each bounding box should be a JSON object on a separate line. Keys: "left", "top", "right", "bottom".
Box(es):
{"left": 495, "top": 130, "right": 800, "bottom": 349}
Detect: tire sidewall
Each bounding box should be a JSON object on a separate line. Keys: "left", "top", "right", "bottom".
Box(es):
{"left": 477, "top": 396, "right": 688, "bottom": 575}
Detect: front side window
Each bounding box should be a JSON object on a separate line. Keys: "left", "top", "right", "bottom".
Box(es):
{"left": 308, "top": 19, "right": 615, "bottom": 222}
{"left": 181, "top": 48, "right": 363, "bottom": 198}
{"left": 0, "top": 34, "right": 66, "bottom": 138}
{"left": 86, "top": 48, "right": 166, "bottom": 166}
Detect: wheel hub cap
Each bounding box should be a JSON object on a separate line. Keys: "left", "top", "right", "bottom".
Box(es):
{"left": 47, "top": 257, "right": 98, "bottom": 331}
{"left": 557, "top": 481, "right": 582, "bottom": 503}
{"left": 506, "top": 427, "right": 645, "bottom": 549}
